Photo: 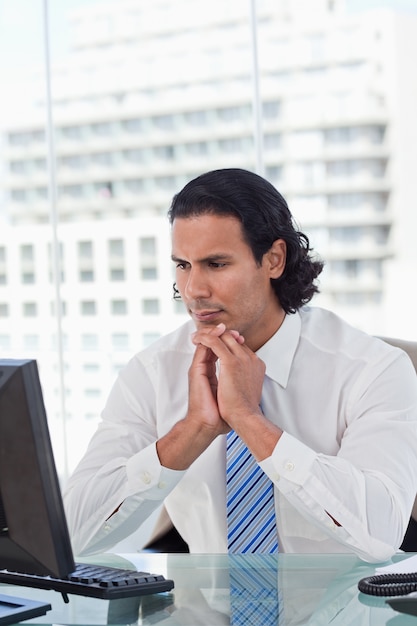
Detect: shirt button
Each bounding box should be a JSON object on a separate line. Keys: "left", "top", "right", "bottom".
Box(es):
{"left": 141, "top": 471, "right": 152, "bottom": 484}
{"left": 158, "top": 481, "right": 167, "bottom": 489}
{"left": 104, "top": 524, "right": 111, "bottom": 532}
{"left": 285, "top": 461, "right": 295, "bottom": 471}
{"left": 272, "top": 473, "right": 280, "bottom": 481}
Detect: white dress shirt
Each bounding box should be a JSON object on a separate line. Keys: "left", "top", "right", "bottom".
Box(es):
{"left": 64, "top": 307, "right": 417, "bottom": 563}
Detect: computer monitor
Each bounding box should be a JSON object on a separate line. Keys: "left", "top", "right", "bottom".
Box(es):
{"left": 0, "top": 358, "right": 75, "bottom": 578}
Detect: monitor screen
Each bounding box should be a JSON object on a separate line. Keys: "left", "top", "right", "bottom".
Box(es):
{"left": 0, "top": 358, "right": 75, "bottom": 578}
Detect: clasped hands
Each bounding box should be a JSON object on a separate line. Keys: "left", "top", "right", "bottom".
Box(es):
{"left": 156, "top": 323, "right": 280, "bottom": 470}
{"left": 188, "top": 323, "right": 266, "bottom": 438}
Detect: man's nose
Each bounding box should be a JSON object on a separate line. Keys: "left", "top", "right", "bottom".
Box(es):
{"left": 184, "top": 268, "right": 211, "bottom": 300}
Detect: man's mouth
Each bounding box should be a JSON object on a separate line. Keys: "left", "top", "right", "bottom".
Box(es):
{"left": 191, "top": 309, "right": 223, "bottom": 322}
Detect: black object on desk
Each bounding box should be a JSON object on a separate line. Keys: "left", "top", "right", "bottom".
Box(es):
{"left": 358, "top": 571, "right": 417, "bottom": 619}
{"left": 0, "top": 562, "right": 174, "bottom": 601}
{"left": 386, "top": 592, "right": 417, "bottom": 618}
{"left": 0, "top": 358, "right": 174, "bottom": 623}
{"left": 0, "top": 594, "right": 51, "bottom": 626}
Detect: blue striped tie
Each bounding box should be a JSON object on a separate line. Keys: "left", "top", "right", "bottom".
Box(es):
{"left": 226, "top": 430, "right": 278, "bottom": 553}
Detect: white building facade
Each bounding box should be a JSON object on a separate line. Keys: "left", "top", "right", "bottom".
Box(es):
{"left": 1, "top": 0, "right": 416, "bottom": 474}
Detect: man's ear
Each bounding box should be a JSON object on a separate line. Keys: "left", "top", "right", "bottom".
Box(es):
{"left": 267, "top": 239, "right": 286, "bottom": 279}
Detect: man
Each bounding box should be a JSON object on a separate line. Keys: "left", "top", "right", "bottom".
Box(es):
{"left": 64, "top": 168, "right": 417, "bottom": 563}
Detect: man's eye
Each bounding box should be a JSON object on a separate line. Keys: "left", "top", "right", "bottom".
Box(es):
{"left": 209, "top": 262, "right": 226, "bottom": 268}
{"left": 176, "top": 262, "right": 188, "bottom": 270}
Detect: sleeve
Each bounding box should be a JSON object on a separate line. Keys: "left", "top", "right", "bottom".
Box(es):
{"left": 260, "top": 350, "right": 417, "bottom": 563}
{"left": 63, "top": 356, "right": 185, "bottom": 557}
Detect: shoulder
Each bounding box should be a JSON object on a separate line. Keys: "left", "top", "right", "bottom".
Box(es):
{"left": 109, "top": 320, "right": 195, "bottom": 397}
{"left": 298, "top": 306, "right": 409, "bottom": 368}
{"left": 126, "top": 320, "right": 195, "bottom": 371}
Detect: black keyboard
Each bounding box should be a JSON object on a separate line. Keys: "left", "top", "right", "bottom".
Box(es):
{"left": 0, "top": 562, "right": 174, "bottom": 600}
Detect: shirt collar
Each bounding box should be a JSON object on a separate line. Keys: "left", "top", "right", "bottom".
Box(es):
{"left": 256, "top": 311, "right": 301, "bottom": 388}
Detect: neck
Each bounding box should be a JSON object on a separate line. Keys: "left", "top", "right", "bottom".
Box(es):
{"left": 247, "top": 307, "right": 286, "bottom": 352}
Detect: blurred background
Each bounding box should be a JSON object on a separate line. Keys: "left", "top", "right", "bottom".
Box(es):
{"left": 0, "top": 0, "right": 416, "bottom": 484}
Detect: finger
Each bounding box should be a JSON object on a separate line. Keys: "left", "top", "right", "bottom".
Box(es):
{"left": 191, "top": 342, "right": 217, "bottom": 367}
{"left": 228, "top": 329, "right": 245, "bottom": 344}
{"left": 191, "top": 323, "right": 226, "bottom": 345}
{"left": 191, "top": 331, "right": 249, "bottom": 361}
{"left": 217, "top": 331, "right": 254, "bottom": 356}
{"left": 192, "top": 326, "right": 244, "bottom": 347}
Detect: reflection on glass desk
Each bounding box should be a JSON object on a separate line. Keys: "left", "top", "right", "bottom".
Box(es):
{"left": 1, "top": 552, "right": 416, "bottom": 625}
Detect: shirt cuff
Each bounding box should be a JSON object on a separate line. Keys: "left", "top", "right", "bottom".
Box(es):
{"left": 124, "top": 441, "right": 185, "bottom": 499}
{"left": 259, "top": 431, "right": 317, "bottom": 493}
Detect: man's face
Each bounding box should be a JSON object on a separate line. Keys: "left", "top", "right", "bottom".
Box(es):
{"left": 171, "top": 213, "right": 286, "bottom": 351}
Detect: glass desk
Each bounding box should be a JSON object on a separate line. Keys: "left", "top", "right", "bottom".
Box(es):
{"left": 1, "top": 552, "right": 416, "bottom": 625}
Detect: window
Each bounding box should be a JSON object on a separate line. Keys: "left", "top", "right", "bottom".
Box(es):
{"left": 33, "top": 158, "right": 47, "bottom": 171}
{"left": 152, "top": 114, "right": 174, "bottom": 130}
{"left": 0, "top": 303, "right": 9, "bottom": 317}
{"left": 264, "top": 133, "right": 281, "bottom": 150}
{"left": 154, "top": 176, "right": 176, "bottom": 190}
{"left": 22, "top": 272, "right": 35, "bottom": 284}
{"left": 95, "top": 181, "right": 113, "bottom": 197}
{"left": 123, "top": 118, "right": 142, "bottom": 133}
{"left": 60, "top": 184, "right": 85, "bottom": 199}
{"left": 328, "top": 193, "right": 364, "bottom": 210}
{"left": 20, "top": 244, "right": 34, "bottom": 261}
{"left": 218, "top": 106, "right": 247, "bottom": 122}
{"left": 81, "top": 300, "right": 97, "bottom": 315}
{"left": 185, "top": 141, "right": 208, "bottom": 156}
{"left": 23, "top": 302, "right": 37, "bottom": 317}
{"left": 262, "top": 101, "right": 281, "bottom": 118}
{"left": 143, "top": 298, "right": 160, "bottom": 314}
{"left": 141, "top": 266, "right": 158, "bottom": 280}
{"left": 219, "top": 137, "right": 243, "bottom": 153}
{"left": 124, "top": 179, "right": 144, "bottom": 193}
{"left": 61, "top": 125, "right": 83, "bottom": 140}
{"left": 184, "top": 110, "right": 207, "bottom": 125}
{"left": 60, "top": 155, "right": 86, "bottom": 169}
{"left": 110, "top": 268, "right": 125, "bottom": 281}
{"left": 78, "top": 241, "right": 93, "bottom": 259}
{"left": 112, "top": 333, "right": 129, "bottom": 350}
{"left": 83, "top": 363, "right": 99, "bottom": 373}
{"left": 84, "top": 388, "right": 101, "bottom": 397}
{"left": 111, "top": 299, "right": 128, "bottom": 315}
{"left": 81, "top": 334, "right": 99, "bottom": 350}
{"left": 123, "top": 148, "right": 145, "bottom": 163}
{"left": 92, "top": 152, "right": 114, "bottom": 166}
{"left": 108, "top": 239, "right": 124, "bottom": 258}
{"left": 80, "top": 270, "right": 95, "bottom": 282}
{"left": 31, "top": 129, "right": 45, "bottom": 143}
{"left": 35, "top": 187, "right": 48, "bottom": 200}
{"left": 91, "top": 122, "right": 113, "bottom": 136}
{"left": 10, "top": 160, "right": 27, "bottom": 174}
{"left": 154, "top": 145, "right": 175, "bottom": 160}
{"left": 265, "top": 166, "right": 282, "bottom": 182}
{"left": 8, "top": 132, "right": 30, "bottom": 146}
{"left": 11, "top": 189, "right": 27, "bottom": 202}
{"left": 139, "top": 237, "right": 157, "bottom": 256}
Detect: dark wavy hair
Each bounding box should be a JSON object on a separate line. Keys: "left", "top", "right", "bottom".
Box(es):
{"left": 168, "top": 168, "right": 324, "bottom": 314}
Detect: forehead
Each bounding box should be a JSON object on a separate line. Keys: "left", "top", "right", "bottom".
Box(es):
{"left": 171, "top": 214, "right": 250, "bottom": 256}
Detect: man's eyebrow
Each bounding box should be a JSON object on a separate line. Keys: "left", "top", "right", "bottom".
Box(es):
{"left": 171, "top": 253, "right": 233, "bottom": 263}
